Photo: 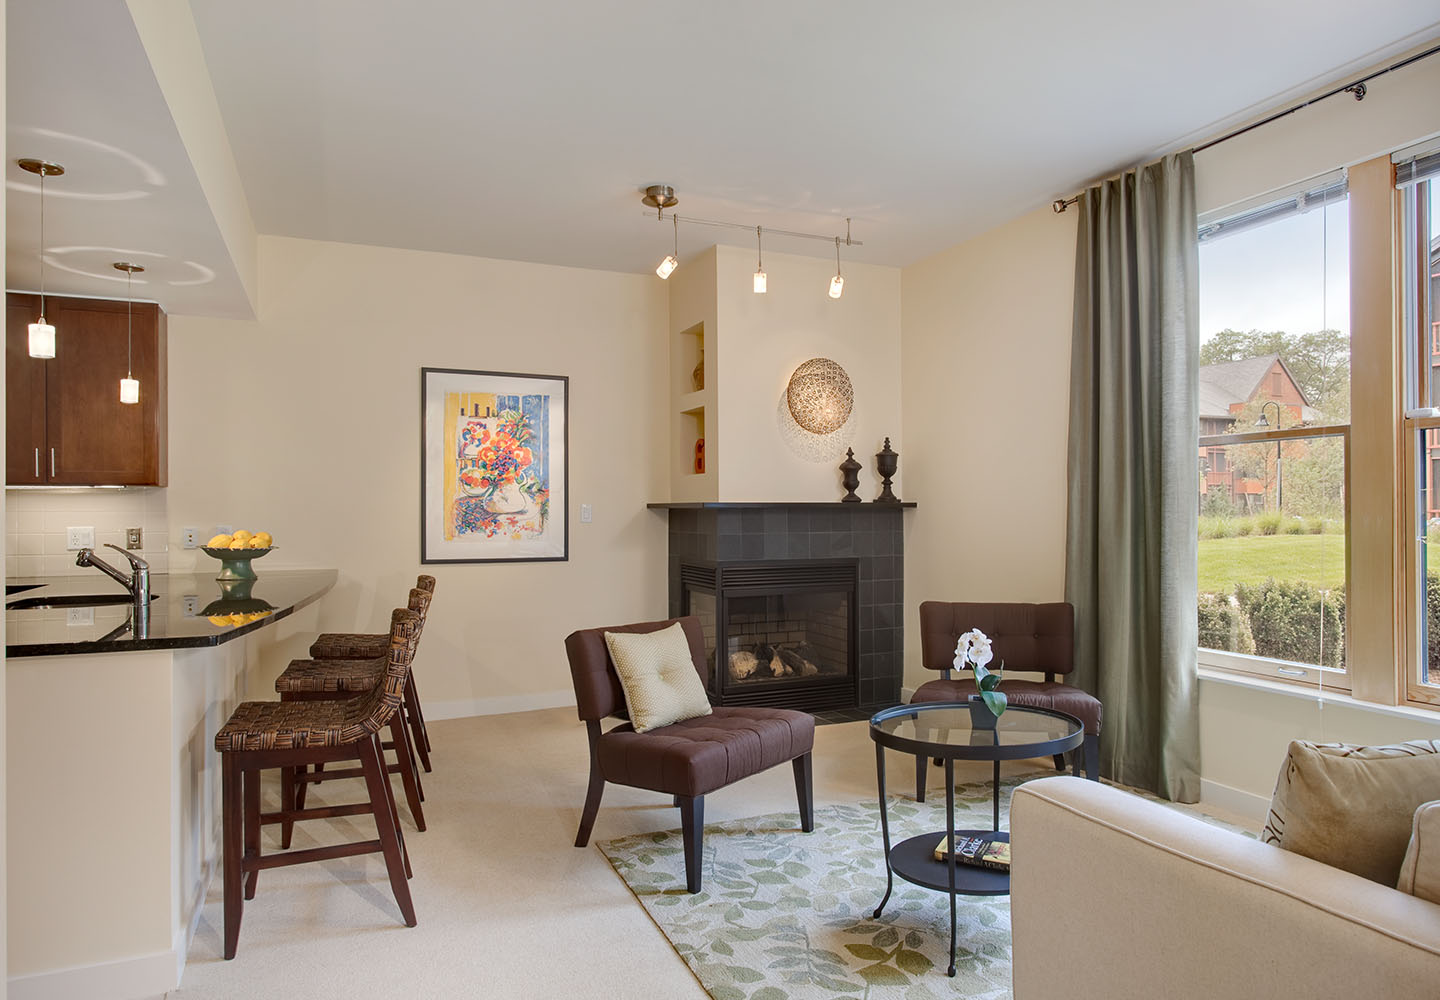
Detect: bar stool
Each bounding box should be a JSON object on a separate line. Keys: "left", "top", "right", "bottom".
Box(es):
{"left": 273, "top": 588, "right": 432, "bottom": 841}
{"left": 213, "top": 608, "right": 421, "bottom": 959}
{"left": 309, "top": 575, "right": 435, "bottom": 771}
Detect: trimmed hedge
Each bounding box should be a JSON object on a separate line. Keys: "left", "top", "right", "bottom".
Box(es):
{"left": 1234, "top": 579, "right": 1344, "bottom": 669}
{"left": 1197, "top": 593, "right": 1255, "bottom": 655}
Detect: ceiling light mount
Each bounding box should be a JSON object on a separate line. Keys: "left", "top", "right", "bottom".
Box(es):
{"left": 642, "top": 184, "right": 678, "bottom": 219}
{"left": 18, "top": 158, "right": 65, "bottom": 179}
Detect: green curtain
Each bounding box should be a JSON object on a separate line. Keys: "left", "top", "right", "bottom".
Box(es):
{"left": 1065, "top": 151, "right": 1201, "bottom": 802}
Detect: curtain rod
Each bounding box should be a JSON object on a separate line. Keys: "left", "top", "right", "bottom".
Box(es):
{"left": 1052, "top": 39, "right": 1440, "bottom": 214}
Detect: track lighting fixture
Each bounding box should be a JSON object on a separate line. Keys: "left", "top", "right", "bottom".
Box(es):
{"left": 19, "top": 158, "right": 65, "bottom": 359}
{"left": 114, "top": 263, "right": 144, "bottom": 404}
{"left": 656, "top": 213, "right": 679, "bottom": 279}
{"left": 754, "top": 226, "right": 767, "bottom": 294}
{"left": 829, "top": 237, "right": 844, "bottom": 299}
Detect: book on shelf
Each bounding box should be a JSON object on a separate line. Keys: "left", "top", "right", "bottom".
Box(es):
{"left": 933, "top": 834, "right": 1011, "bottom": 871}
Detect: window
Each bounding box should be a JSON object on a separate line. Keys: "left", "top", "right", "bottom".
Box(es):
{"left": 1401, "top": 141, "right": 1440, "bottom": 703}
{"left": 1196, "top": 172, "right": 1350, "bottom": 685}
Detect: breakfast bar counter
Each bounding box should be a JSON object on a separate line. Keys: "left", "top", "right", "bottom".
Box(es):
{"left": 6, "top": 569, "right": 337, "bottom": 999}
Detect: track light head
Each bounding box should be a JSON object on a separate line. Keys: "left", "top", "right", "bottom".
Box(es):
{"left": 656, "top": 254, "right": 678, "bottom": 279}
{"left": 829, "top": 275, "right": 844, "bottom": 299}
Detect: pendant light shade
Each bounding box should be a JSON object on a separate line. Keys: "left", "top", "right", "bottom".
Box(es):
{"left": 829, "top": 236, "right": 844, "bottom": 299}
{"left": 753, "top": 226, "right": 767, "bottom": 294}
{"left": 114, "top": 262, "right": 145, "bottom": 405}
{"left": 19, "top": 158, "right": 65, "bottom": 358}
{"left": 656, "top": 213, "right": 679, "bottom": 279}
{"left": 28, "top": 320, "right": 56, "bottom": 359}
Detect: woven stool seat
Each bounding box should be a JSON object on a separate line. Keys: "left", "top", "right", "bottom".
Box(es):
{"left": 275, "top": 656, "right": 385, "bottom": 695}
{"left": 215, "top": 698, "right": 379, "bottom": 752}
{"left": 309, "top": 632, "right": 390, "bottom": 660}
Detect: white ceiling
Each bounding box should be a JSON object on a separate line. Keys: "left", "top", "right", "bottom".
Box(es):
{"left": 187, "top": 0, "right": 1440, "bottom": 273}
{"left": 5, "top": 0, "right": 253, "bottom": 317}
{"left": 7, "top": 2, "right": 1440, "bottom": 319}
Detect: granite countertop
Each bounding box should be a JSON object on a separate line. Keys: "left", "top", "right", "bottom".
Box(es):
{"left": 4, "top": 569, "right": 337, "bottom": 657}
{"left": 647, "top": 501, "right": 918, "bottom": 509}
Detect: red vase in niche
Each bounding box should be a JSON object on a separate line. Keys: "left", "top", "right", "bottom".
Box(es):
{"left": 695, "top": 438, "right": 705, "bottom": 474}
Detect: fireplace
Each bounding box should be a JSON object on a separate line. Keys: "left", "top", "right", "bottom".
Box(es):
{"left": 682, "top": 560, "right": 858, "bottom": 712}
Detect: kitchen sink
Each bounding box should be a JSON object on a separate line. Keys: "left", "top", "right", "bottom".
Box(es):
{"left": 7, "top": 593, "right": 158, "bottom": 610}
{"left": 5, "top": 584, "right": 42, "bottom": 595}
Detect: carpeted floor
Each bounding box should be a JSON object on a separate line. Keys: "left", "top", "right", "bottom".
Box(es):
{"left": 599, "top": 773, "right": 1253, "bottom": 1000}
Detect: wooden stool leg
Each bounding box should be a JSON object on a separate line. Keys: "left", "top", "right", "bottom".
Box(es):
{"left": 294, "top": 763, "right": 309, "bottom": 812}
{"left": 243, "top": 765, "right": 261, "bottom": 899}
{"left": 359, "top": 734, "right": 417, "bottom": 925}
{"left": 405, "top": 674, "right": 432, "bottom": 772}
{"left": 222, "top": 753, "right": 244, "bottom": 960}
{"left": 280, "top": 766, "right": 296, "bottom": 849}
{"left": 389, "top": 713, "right": 426, "bottom": 831}
{"left": 399, "top": 702, "right": 424, "bottom": 802}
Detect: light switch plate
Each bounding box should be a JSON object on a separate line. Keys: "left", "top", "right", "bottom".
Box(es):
{"left": 580, "top": 503, "right": 593, "bottom": 524}
{"left": 66, "top": 526, "right": 95, "bottom": 550}
{"left": 216, "top": 524, "right": 233, "bottom": 536}
{"left": 67, "top": 607, "right": 94, "bottom": 626}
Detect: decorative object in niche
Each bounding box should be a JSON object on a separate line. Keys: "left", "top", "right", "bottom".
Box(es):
{"left": 839, "top": 448, "right": 862, "bottom": 503}
{"left": 875, "top": 438, "right": 900, "bottom": 503}
{"left": 420, "top": 367, "right": 569, "bottom": 563}
{"left": 692, "top": 350, "right": 704, "bottom": 392}
{"left": 695, "top": 438, "right": 705, "bottom": 474}
{"left": 786, "top": 358, "right": 853, "bottom": 435}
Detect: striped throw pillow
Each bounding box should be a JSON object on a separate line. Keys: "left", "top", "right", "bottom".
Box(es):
{"left": 603, "top": 623, "right": 712, "bottom": 734}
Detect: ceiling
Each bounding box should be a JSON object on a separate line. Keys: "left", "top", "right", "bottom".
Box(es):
{"left": 6, "top": 3, "right": 1440, "bottom": 319}
{"left": 5, "top": 1, "right": 252, "bottom": 317}
{"left": 187, "top": 0, "right": 1440, "bottom": 272}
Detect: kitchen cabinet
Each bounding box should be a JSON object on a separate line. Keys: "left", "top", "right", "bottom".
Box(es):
{"left": 6, "top": 292, "right": 167, "bottom": 485}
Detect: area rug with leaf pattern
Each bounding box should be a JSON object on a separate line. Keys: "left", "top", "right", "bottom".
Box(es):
{"left": 598, "top": 771, "right": 1246, "bottom": 1000}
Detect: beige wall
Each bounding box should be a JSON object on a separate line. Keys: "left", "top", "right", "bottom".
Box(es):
{"left": 712, "top": 245, "right": 903, "bottom": 502}
{"left": 899, "top": 205, "right": 1078, "bottom": 686}
{"left": 165, "top": 236, "right": 669, "bottom": 714}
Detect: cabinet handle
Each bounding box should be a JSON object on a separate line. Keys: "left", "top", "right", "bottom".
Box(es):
{"left": 34, "top": 447, "right": 39, "bottom": 479}
{"left": 50, "top": 448, "right": 55, "bottom": 478}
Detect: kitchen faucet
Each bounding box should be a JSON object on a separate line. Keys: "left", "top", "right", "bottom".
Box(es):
{"left": 75, "top": 544, "right": 151, "bottom": 605}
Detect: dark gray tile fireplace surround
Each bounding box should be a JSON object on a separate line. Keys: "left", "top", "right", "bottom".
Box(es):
{"left": 648, "top": 502, "right": 915, "bottom": 709}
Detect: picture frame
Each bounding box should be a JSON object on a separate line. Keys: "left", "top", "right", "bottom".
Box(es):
{"left": 420, "top": 367, "right": 569, "bottom": 563}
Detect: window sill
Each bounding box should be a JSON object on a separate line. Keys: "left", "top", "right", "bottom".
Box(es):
{"left": 1199, "top": 667, "right": 1440, "bottom": 722}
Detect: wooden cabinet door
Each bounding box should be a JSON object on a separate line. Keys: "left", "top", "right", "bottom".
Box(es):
{"left": 44, "top": 297, "right": 166, "bottom": 485}
{"left": 6, "top": 294, "right": 48, "bottom": 484}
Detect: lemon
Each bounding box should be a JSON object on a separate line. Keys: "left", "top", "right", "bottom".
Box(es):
{"left": 207, "top": 534, "right": 232, "bottom": 548}
{"left": 207, "top": 615, "right": 229, "bottom": 626}
{"left": 247, "top": 536, "right": 268, "bottom": 549}
{"left": 232, "top": 530, "right": 253, "bottom": 543}
{"left": 253, "top": 531, "right": 273, "bottom": 547}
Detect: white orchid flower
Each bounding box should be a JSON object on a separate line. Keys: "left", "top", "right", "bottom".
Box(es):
{"left": 968, "top": 631, "right": 994, "bottom": 669}
{"left": 952, "top": 633, "right": 972, "bottom": 671}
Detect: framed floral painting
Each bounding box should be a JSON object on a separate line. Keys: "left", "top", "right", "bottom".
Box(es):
{"left": 420, "top": 367, "right": 568, "bottom": 563}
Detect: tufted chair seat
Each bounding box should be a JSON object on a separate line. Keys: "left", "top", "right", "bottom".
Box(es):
{"left": 912, "top": 601, "right": 1101, "bottom": 795}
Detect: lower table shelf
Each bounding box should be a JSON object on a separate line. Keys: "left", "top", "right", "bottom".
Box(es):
{"left": 889, "top": 830, "right": 1011, "bottom": 896}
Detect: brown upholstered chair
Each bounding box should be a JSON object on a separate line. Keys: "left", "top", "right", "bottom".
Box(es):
{"left": 564, "top": 615, "right": 816, "bottom": 893}
{"left": 913, "top": 601, "right": 1101, "bottom": 797}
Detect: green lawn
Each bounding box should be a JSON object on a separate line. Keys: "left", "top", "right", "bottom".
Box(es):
{"left": 1198, "top": 534, "right": 1346, "bottom": 593}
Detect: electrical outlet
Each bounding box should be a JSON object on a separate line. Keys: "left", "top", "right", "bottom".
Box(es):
{"left": 580, "top": 503, "right": 593, "bottom": 524}
{"left": 67, "top": 607, "right": 94, "bottom": 626}
{"left": 126, "top": 527, "right": 143, "bottom": 550}
{"left": 66, "top": 526, "right": 95, "bottom": 550}
{"left": 182, "top": 527, "right": 200, "bottom": 549}
{"left": 182, "top": 595, "right": 200, "bottom": 617}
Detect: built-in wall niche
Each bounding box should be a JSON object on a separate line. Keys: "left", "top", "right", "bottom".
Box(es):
{"left": 680, "top": 406, "right": 705, "bottom": 475}
{"left": 681, "top": 322, "right": 704, "bottom": 392}
{"left": 671, "top": 320, "right": 715, "bottom": 499}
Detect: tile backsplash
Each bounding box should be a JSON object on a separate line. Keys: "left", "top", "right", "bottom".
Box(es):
{"left": 6, "top": 488, "right": 169, "bottom": 578}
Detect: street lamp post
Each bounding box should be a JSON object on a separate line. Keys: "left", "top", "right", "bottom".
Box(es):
{"left": 1256, "top": 401, "right": 1282, "bottom": 513}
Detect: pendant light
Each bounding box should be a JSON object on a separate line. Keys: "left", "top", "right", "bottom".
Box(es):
{"left": 656, "top": 213, "right": 679, "bottom": 279}
{"left": 19, "top": 158, "right": 65, "bottom": 358}
{"left": 114, "top": 262, "right": 144, "bottom": 404}
{"left": 829, "top": 236, "right": 844, "bottom": 299}
{"left": 753, "top": 226, "right": 767, "bottom": 294}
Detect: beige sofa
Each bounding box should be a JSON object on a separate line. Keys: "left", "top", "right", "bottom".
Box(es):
{"left": 1009, "top": 776, "right": 1440, "bottom": 999}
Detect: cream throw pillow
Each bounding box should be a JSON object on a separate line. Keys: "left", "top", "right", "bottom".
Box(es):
{"left": 1398, "top": 800, "right": 1440, "bottom": 904}
{"left": 1261, "top": 739, "right": 1440, "bottom": 885}
{"left": 603, "top": 623, "right": 712, "bottom": 734}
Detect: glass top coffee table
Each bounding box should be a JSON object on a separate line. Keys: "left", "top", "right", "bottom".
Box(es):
{"left": 869, "top": 701, "right": 1084, "bottom": 977}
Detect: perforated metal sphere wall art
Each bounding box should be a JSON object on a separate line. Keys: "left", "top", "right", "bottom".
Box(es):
{"left": 786, "top": 358, "right": 853, "bottom": 435}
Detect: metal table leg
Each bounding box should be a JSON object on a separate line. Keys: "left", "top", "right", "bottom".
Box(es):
{"left": 945, "top": 756, "right": 957, "bottom": 977}
{"left": 872, "top": 741, "right": 894, "bottom": 919}
{"left": 993, "top": 758, "right": 1001, "bottom": 832}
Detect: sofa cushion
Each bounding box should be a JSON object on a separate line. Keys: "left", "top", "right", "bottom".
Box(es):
{"left": 1398, "top": 800, "right": 1440, "bottom": 904}
{"left": 1262, "top": 739, "right": 1440, "bottom": 885}
{"left": 603, "top": 622, "right": 712, "bottom": 734}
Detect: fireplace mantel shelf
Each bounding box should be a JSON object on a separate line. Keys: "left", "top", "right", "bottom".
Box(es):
{"left": 648, "top": 501, "right": 917, "bottom": 510}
